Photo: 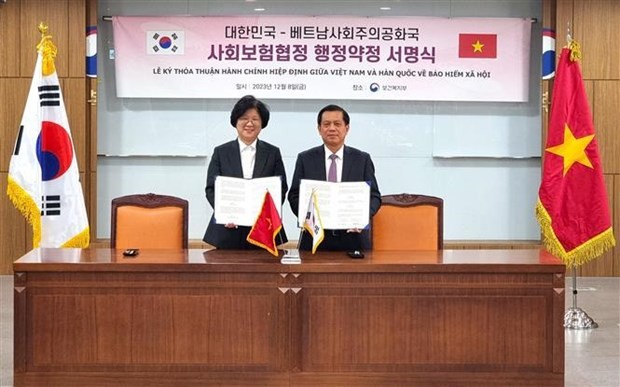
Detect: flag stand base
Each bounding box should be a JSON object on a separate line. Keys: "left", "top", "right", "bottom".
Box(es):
{"left": 564, "top": 307, "right": 598, "bottom": 329}
{"left": 281, "top": 249, "right": 301, "bottom": 264}
{"left": 564, "top": 267, "right": 598, "bottom": 329}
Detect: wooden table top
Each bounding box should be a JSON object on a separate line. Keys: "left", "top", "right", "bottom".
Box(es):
{"left": 13, "top": 248, "right": 565, "bottom": 274}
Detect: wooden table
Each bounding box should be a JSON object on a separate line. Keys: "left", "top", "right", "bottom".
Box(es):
{"left": 14, "top": 248, "right": 565, "bottom": 386}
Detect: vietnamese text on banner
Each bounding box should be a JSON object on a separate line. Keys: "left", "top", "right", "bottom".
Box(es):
{"left": 112, "top": 16, "right": 531, "bottom": 102}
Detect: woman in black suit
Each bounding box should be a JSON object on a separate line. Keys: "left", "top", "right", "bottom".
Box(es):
{"left": 203, "top": 95, "right": 288, "bottom": 249}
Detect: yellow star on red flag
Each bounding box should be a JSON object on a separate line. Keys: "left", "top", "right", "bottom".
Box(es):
{"left": 246, "top": 191, "right": 282, "bottom": 257}
{"left": 545, "top": 123, "right": 594, "bottom": 176}
{"left": 472, "top": 40, "right": 484, "bottom": 52}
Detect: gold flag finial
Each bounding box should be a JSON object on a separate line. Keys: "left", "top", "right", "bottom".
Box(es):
{"left": 36, "top": 22, "right": 57, "bottom": 76}
{"left": 38, "top": 22, "right": 48, "bottom": 37}
{"left": 568, "top": 39, "right": 582, "bottom": 62}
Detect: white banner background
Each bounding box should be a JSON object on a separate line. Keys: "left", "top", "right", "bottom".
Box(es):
{"left": 112, "top": 16, "right": 531, "bottom": 102}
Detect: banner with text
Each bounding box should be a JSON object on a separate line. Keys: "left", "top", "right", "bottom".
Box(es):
{"left": 112, "top": 16, "right": 531, "bottom": 102}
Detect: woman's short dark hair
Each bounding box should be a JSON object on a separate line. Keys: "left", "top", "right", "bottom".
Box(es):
{"left": 317, "top": 104, "right": 350, "bottom": 126}
{"left": 230, "top": 95, "right": 270, "bottom": 128}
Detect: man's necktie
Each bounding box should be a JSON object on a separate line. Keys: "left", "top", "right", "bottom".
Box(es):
{"left": 328, "top": 154, "right": 338, "bottom": 182}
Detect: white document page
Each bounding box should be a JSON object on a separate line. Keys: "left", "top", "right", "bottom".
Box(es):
{"left": 214, "top": 176, "right": 282, "bottom": 226}
{"left": 297, "top": 179, "right": 370, "bottom": 230}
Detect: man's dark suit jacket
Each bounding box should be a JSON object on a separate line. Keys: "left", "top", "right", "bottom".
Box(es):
{"left": 203, "top": 139, "right": 288, "bottom": 249}
{"left": 287, "top": 145, "right": 381, "bottom": 251}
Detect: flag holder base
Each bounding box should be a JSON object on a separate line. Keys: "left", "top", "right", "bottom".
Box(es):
{"left": 564, "top": 267, "right": 598, "bottom": 330}
{"left": 564, "top": 307, "right": 598, "bottom": 329}
{"left": 281, "top": 249, "right": 301, "bottom": 264}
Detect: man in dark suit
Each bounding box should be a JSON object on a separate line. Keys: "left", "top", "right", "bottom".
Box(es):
{"left": 203, "top": 95, "right": 288, "bottom": 249}
{"left": 288, "top": 104, "right": 381, "bottom": 251}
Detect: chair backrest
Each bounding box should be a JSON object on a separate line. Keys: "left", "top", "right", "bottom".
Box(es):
{"left": 111, "top": 193, "right": 189, "bottom": 249}
{"left": 372, "top": 193, "right": 443, "bottom": 250}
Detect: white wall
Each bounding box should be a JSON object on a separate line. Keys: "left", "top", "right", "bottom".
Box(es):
{"left": 97, "top": 0, "right": 543, "bottom": 241}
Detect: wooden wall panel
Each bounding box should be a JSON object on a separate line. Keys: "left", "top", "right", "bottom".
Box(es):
{"left": 0, "top": 1, "right": 21, "bottom": 77}
{"left": 20, "top": 0, "right": 70, "bottom": 78}
{"left": 87, "top": 0, "right": 98, "bottom": 172}
{"left": 579, "top": 175, "right": 615, "bottom": 276}
{"left": 61, "top": 78, "right": 87, "bottom": 171}
{"left": 541, "top": 82, "right": 550, "bottom": 149}
{"left": 574, "top": 0, "right": 620, "bottom": 80}
{"left": 541, "top": 0, "right": 554, "bottom": 154}
{"left": 615, "top": 176, "right": 620, "bottom": 277}
{"left": 593, "top": 81, "right": 620, "bottom": 174}
{"left": 18, "top": 0, "right": 85, "bottom": 77}
{"left": 542, "top": 0, "right": 555, "bottom": 26}
{"left": 554, "top": 0, "right": 573, "bottom": 49}
{"left": 89, "top": 171, "right": 98, "bottom": 242}
{"left": 89, "top": 80, "right": 97, "bottom": 173}
{"left": 80, "top": 172, "right": 89, "bottom": 226}
{"left": 0, "top": 79, "right": 30, "bottom": 172}
{"left": 68, "top": 0, "right": 86, "bottom": 78}
{"left": 0, "top": 78, "right": 30, "bottom": 273}
{"left": 0, "top": 173, "right": 27, "bottom": 274}
{"left": 583, "top": 80, "right": 594, "bottom": 118}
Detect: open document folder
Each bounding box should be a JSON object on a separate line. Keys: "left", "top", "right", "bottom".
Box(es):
{"left": 214, "top": 176, "right": 282, "bottom": 226}
{"left": 298, "top": 179, "right": 370, "bottom": 230}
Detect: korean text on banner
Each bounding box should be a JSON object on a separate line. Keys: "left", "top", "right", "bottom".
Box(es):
{"left": 112, "top": 16, "right": 531, "bottom": 102}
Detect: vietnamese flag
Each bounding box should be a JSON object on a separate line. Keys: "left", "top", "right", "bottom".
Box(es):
{"left": 247, "top": 191, "right": 283, "bottom": 256}
{"left": 536, "top": 42, "right": 615, "bottom": 267}
{"left": 458, "top": 33, "right": 497, "bottom": 58}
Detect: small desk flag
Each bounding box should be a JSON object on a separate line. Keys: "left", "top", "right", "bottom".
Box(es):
{"left": 247, "top": 191, "right": 282, "bottom": 256}
{"left": 536, "top": 40, "right": 615, "bottom": 267}
{"left": 7, "top": 24, "right": 90, "bottom": 248}
{"left": 303, "top": 191, "right": 324, "bottom": 254}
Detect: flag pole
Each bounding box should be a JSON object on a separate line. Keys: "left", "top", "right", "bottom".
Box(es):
{"left": 561, "top": 27, "right": 597, "bottom": 330}
{"left": 296, "top": 226, "right": 305, "bottom": 250}
{"left": 281, "top": 191, "right": 302, "bottom": 263}
{"left": 268, "top": 188, "right": 286, "bottom": 251}
{"left": 291, "top": 190, "right": 313, "bottom": 255}
{"left": 536, "top": 28, "right": 613, "bottom": 329}
{"left": 564, "top": 267, "right": 598, "bottom": 329}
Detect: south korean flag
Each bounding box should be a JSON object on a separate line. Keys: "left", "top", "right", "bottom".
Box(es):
{"left": 147, "top": 31, "right": 185, "bottom": 55}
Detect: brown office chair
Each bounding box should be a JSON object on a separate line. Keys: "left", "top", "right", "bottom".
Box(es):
{"left": 372, "top": 193, "right": 443, "bottom": 250}
{"left": 111, "top": 193, "right": 189, "bottom": 249}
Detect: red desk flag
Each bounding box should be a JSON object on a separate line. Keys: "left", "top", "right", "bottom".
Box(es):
{"left": 247, "top": 191, "right": 282, "bottom": 256}
{"left": 536, "top": 41, "right": 615, "bottom": 267}
{"left": 458, "top": 33, "right": 497, "bottom": 58}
